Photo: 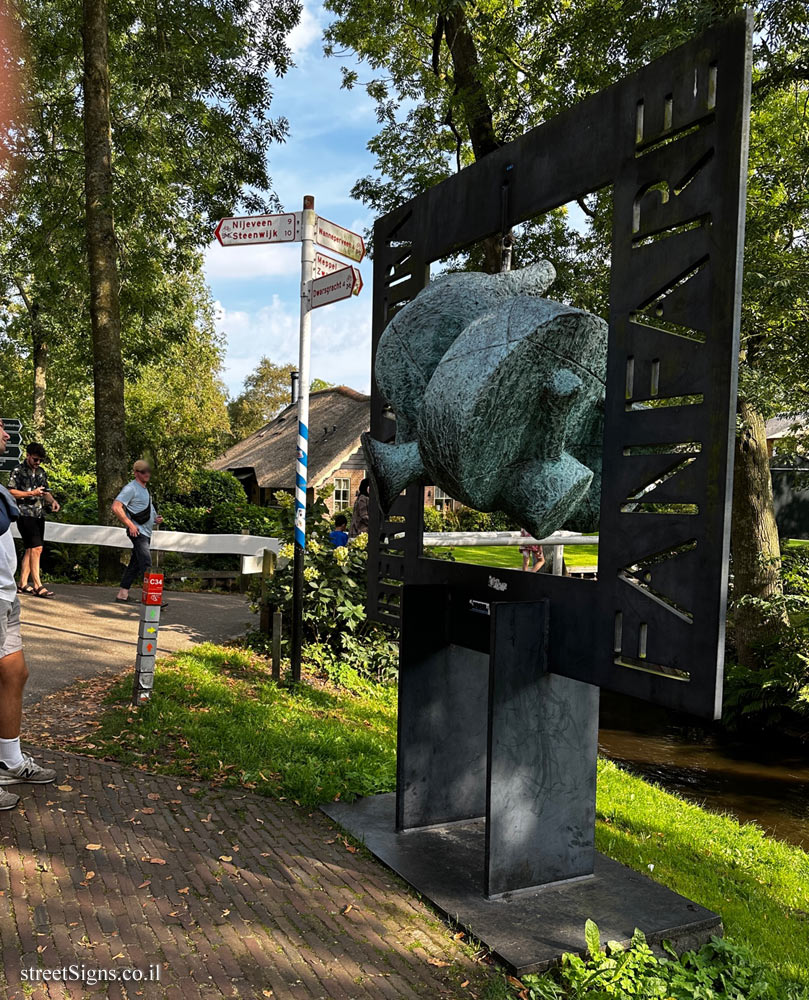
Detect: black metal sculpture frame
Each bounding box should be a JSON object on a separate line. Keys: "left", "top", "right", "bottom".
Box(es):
{"left": 367, "top": 14, "right": 752, "bottom": 722}
{"left": 326, "top": 16, "right": 752, "bottom": 972}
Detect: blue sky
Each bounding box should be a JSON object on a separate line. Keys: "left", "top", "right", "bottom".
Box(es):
{"left": 204, "top": 3, "right": 379, "bottom": 399}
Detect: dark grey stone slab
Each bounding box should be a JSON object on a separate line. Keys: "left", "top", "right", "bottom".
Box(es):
{"left": 486, "top": 603, "right": 597, "bottom": 895}
{"left": 397, "top": 587, "right": 490, "bottom": 829}
{"left": 323, "top": 793, "right": 721, "bottom": 975}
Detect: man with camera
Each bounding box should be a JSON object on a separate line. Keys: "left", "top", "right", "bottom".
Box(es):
{"left": 8, "top": 442, "right": 61, "bottom": 598}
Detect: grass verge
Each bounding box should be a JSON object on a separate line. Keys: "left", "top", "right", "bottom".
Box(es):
{"left": 88, "top": 644, "right": 808, "bottom": 994}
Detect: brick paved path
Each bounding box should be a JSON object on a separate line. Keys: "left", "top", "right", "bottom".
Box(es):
{"left": 0, "top": 748, "right": 492, "bottom": 1000}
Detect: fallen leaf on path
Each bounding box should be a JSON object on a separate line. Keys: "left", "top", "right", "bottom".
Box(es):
{"left": 85, "top": 871, "right": 95, "bottom": 880}
{"left": 140, "top": 808, "right": 155, "bottom": 815}
{"left": 57, "top": 785, "right": 73, "bottom": 792}
{"left": 178, "top": 887, "right": 189, "bottom": 894}
{"left": 507, "top": 977, "right": 526, "bottom": 989}
{"left": 461, "top": 982, "right": 469, "bottom": 989}
{"left": 85, "top": 844, "right": 102, "bottom": 851}
{"left": 219, "top": 855, "right": 233, "bottom": 862}
{"left": 141, "top": 857, "right": 166, "bottom": 865}
{"left": 454, "top": 932, "right": 465, "bottom": 940}
{"left": 340, "top": 904, "right": 353, "bottom": 915}
{"left": 112, "top": 952, "right": 124, "bottom": 960}
{"left": 147, "top": 793, "right": 160, "bottom": 800}
{"left": 137, "top": 881, "right": 151, "bottom": 889}
{"left": 427, "top": 958, "right": 449, "bottom": 968}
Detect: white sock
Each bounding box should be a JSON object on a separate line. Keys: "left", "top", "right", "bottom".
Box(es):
{"left": 0, "top": 737, "right": 23, "bottom": 769}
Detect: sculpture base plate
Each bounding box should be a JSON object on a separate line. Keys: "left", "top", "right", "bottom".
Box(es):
{"left": 323, "top": 793, "right": 721, "bottom": 975}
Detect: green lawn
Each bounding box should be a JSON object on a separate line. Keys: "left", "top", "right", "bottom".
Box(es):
{"left": 431, "top": 543, "right": 599, "bottom": 569}
{"left": 86, "top": 643, "right": 809, "bottom": 996}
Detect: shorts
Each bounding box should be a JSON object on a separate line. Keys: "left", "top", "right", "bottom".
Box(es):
{"left": 0, "top": 597, "right": 22, "bottom": 658}
{"left": 17, "top": 516, "right": 45, "bottom": 550}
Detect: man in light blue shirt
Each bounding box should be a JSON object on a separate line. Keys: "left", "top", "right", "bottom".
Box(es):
{"left": 111, "top": 459, "right": 163, "bottom": 603}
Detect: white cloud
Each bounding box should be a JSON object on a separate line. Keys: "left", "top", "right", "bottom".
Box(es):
{"left": 288, "top": 2, "right": 323, "bottom": 58}
{"left": 216, "top": 292, "right": 372, "bottom": 396}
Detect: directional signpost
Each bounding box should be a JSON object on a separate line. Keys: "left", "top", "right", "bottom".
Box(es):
{"left": 0, "top": 418, "right": 23, "bottom": 473}
{"left": 311, "top": 265, "right": 362, "bottom": 308}
{"left": 214, "top": 212, "right": 299, "bottom": 246}
{"left": 313, "top": 216, "right": 365, "bottom": 263}
{"left": 214, "top": 198, "right": 365, "bottom": 681}
{"left": 314, "top": 251, "right": 362, "bottom": 294}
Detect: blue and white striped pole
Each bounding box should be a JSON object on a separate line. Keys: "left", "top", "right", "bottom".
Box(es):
{"left": 291, "top": 195, "right": 315, "bottom": 682}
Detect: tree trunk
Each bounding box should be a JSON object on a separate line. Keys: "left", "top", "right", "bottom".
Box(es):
{"left": 13, "top": 279, "right": 48, "bottom": 435}
{"left": 32, "top": 330, "right": 47, "bottom": 436}
{"left": 730, "top": 397, "right": 786, "bottom": 668}
{"left": 442, "top": 6, "right": 507, "bottom": 275}
{"left": 82, "top": 0, "right": 128, "bottom": 581}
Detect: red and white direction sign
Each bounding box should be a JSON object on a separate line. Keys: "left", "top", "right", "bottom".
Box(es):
{"left": 310, "top": 266, "right": 363, "bottom": 309}
{"left": 313, "top": 216, "right": 365, "bottom": 263}
{"left": 314, "top": 252, "right": 362, "bottom": 294}
{"left": 215, "top": 212, "right": 299, "bottom": 246}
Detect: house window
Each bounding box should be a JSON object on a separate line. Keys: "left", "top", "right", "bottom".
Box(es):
{"left": 434, "top": 487, "right": 454, "bottom": 512}
{"left": 334, "top": 477, "right": 351, "bottom": 510}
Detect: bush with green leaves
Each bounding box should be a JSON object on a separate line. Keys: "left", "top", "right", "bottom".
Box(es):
{"left": 45, "top": 463, "right": 99, "bottom": 525}
{"left": 723, "top": 546, "right": 809, "bottom": 738}
{"left": 423, "top": 504, "right": 518, "bottom": 533}
{"left": 160, "top": 469, "right": 246, "bottom": 508}
{"left": 522, "top": 922, "right": 807, "bottom": 1000}
{"left": 249, "top": 489, "right": 399, "bottom": 684}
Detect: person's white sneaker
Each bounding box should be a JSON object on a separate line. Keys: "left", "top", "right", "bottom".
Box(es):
{"left": 0, "top": 754, "right": 57, "bottom": 785}
{"left": 0, "top": 787, "right": 20, "bottom": 809}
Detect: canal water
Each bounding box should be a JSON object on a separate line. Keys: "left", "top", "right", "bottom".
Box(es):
{"left": 599, "top": 692, "right": 809, "bottom": 850}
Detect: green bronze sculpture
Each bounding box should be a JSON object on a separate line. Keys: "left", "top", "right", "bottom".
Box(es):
{"left": 362, "top": 262, "right": 607, "bottom": 538}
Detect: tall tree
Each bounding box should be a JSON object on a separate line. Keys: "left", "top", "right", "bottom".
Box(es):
{"left": 0, "top": 0, "right": 300, "bottom": 500}
{"left": 228, "top": 358, "right": 296, "bottom": 440}
{"left": 82, "top": 0, "right": 128, "bottom": 578}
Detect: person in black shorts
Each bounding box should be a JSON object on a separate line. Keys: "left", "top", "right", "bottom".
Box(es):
{"left": 7, "top": 443, "right": 60, "bottom": 598}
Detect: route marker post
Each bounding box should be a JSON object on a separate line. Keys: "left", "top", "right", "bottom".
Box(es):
{"left": 132, "top": 572, "right": 164, "bottom": 706}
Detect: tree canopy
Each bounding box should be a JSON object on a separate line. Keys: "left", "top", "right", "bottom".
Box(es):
{"left": 0, "top": 0, "right": 301, "bottom": 489}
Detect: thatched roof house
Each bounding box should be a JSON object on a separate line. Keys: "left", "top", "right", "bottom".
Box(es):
{"left": 213, "top": 387, "right": 370, "bottom": 511}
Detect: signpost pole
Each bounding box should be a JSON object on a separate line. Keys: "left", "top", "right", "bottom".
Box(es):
{"left": 291, "top": 195, "right": 315, "bottom": 683}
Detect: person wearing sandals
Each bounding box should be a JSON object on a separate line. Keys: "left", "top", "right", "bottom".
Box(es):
{"left": 111, "top": 459, "right": 163, "bottom": 603}
{"left": 7, "top": 442, "right": 60, "bottom": 599}
{"left": 0, "top": 420, "right": 57, "bottom": 810}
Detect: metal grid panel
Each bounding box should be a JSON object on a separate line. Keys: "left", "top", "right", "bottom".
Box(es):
{"left": 367, "top": 15, "right": 752, "bottom": 718}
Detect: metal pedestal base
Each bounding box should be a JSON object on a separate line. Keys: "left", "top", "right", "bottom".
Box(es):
{"left": 323, "top": 793, "right": 721, "bottom": 975}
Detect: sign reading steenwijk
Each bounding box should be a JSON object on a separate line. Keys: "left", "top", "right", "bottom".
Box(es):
{"left": 214, "top": 212, "right": 299, "bottom": 246}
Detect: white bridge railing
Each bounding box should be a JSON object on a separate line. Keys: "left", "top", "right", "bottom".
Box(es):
{"left": 11, "top": 520, "right": 279, "bottom": 574}
{"left": 422, "top": 530, "right": 599, "bottom": 575}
